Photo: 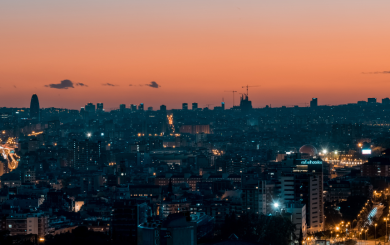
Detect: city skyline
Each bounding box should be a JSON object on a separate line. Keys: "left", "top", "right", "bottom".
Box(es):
{"left": 2, "top": 1, "right": 390, "bottom": 244}
{"left": 1, "top": 1, "right": 390, "bottom": 109}
{"left": 3, "top": 94, "right": 390, "bottom": 111}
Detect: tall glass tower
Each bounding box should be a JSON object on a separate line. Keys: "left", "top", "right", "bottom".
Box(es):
{"left": 30, "top": 94, "right": 40, "bottom": 121}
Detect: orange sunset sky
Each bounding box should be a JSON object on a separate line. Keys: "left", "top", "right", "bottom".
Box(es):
{"left": 1, "top": 0, "right": 390, "bottom": 110}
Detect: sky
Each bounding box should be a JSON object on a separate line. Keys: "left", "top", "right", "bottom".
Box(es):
{"left": 1, "top": 0, "right": 390, "bottom": 110}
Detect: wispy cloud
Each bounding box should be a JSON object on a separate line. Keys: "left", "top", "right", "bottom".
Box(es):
{"left": 45, "top": 80, "right": 74, "bottom": 89}
{"left": 102, "top": 83, "right": 117, "bottom": 86}
{"left": 362, "top": 71, "right": 390, "bottom": 74}
{"left": 76, "top": 83, "right": 88, "bottom": 87}
{"left": 145, "top": 81, "right": 160, "bottom": 88}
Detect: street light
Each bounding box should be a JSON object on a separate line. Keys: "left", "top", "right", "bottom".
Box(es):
{"left": 385, "top": 217, "right": 389, "bottom": 242}
{"left": 375, "top": 223, "right": 377, "bottom": 241}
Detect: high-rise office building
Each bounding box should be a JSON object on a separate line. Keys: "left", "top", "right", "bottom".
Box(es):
{"left": 192, "top": 103, "right": 198, "bottom": 110}
{"left": 30, "top": 94, "right": 40, "bottom": 121}
{"left": 182, "top": 103, "right": 188, "bottom": 110}
{"left": 160, "top": 105, "right": 167, "bottom": 112}
{"left": 221, "top": 102, "right": 225, "bottom": 110}
{"left": 138, "top": 103, "right": 144, "bottom": 111}
{"left": 120, "top": 104, "right": 126, "bottom": 113}
{"left": 368, "top": 98, "right": 377, "bottom": 103}
{"left": 69, "top": 139, "right": 101, "bottom": 169}
{"left": 382, "top": 98, "right": 390, "bottom": 104}
{"left": 130, "top": 104, "right": 137, "bottom": 111}
{"left": 277, "top": 156, "right": 324, "bottom": 233}
{"left": 310, "top": 98, "right": 318, "bottom": 107}
{"left": 85, "top": 103, "right": 96, "bottom": 114}
{"left": 97, "top": 103, "right": 104, "bottom": 113}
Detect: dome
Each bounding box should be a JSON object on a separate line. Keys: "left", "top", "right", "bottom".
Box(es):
{"left": 299, "top": 145, "right": 318, "bottom": 156}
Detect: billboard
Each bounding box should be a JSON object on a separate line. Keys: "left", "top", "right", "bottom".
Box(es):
{"left": 362, "top": 149, "right": 372, "bottom": 155}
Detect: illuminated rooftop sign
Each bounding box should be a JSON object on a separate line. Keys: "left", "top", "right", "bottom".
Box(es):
{"left": 298, "top": 159, "right": 322, "bottom": 165}
{"left": 362, "top": 149, "right": 371, "bottom": 155}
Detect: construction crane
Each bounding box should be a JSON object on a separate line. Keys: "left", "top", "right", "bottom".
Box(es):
{"left": 242, "top": 85, "right": 259, "bottom": 97}
{"left": 224, "top": 91, "right": 237, "bottom": 107}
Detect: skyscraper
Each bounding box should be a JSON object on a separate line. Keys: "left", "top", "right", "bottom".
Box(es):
{"left": 160, "top": 105, "right": 167, "bottom": 112}
{"left": 120, "top": 104, "right": 126, "bottom": 113}
{"left": 97, "top": 103, "right": 104, "bottom": 113}
{"left": 192, "top": 103, "right": 198, "bottom": 111}
{"left": 138, "top": 103, "right": 144, "bottom": 111}
{"left": 310, "top": 98, "right": 318, "bottom": 107}
{"left": 85, "top": 103, "right": 96, "bottom": 114}
{"left": 368, "top": 98, "right": 377, "bottom": 103}
{"left": 30, "top": 94, "right": 40, "bottom": 121}
{"left": 182, "top": 103, "right": 188, "bottom": 110}
{"left": 69, "top": 139, "right": 102, "bottom": 169}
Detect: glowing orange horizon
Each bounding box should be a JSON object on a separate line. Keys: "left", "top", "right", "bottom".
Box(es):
{"left": 1, "top": 1, "right": 390, "bottom": 109}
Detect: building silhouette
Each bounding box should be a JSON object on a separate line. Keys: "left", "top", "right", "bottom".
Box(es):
{"left": 310, "top": 98, "right": 318, "bottom": 107}
{"left": 85, "top": 103, "right": 96, "bottom": 114}
{"left": 97, "top": 103, "right": 104, "bottom": 113}
{"left": 120, "top": 104, "right": 126, "bottom": 113}
{"left": 30, "top": 94, "right": 40, "bottom": 121}
{"left": 239, "top": 94, "right": 252, "bottom": 112}
{"left": 160, "top": 105, "right": 167, "bottom": 112}
{"left": 368, "top": 98, "right": 377, "bottom": 103}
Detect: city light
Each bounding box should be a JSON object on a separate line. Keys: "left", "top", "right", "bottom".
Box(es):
{"left": 273, "top": 202, "right": 279, "bottom": 208}
{"left": 0, "top": 137, "right": 20, "bottom": 170}
{"left": 28, "top": 131, "right": 43, "bottom": 137}
{"left": 322, "top": 149, "right": 327, "bottom": 154}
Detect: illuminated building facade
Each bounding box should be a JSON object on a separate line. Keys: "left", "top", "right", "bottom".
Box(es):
{"left": 179, "top": 125, "right": 210, "bottom": 134}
